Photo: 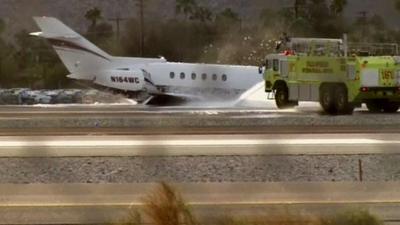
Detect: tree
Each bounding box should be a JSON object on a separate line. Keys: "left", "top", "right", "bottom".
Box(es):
{"left": 176, "top": 0, "right": 197, "bottom": 19}
{"left": 259, "top": 9, "right": 278, "bottom": 28}
{"left": 0, "top": 39, "right": 19, "bottom": 88}
{"left": 0, "top": 19, "right": 5, "bottom": 35}
{"left": 349, "top": 13, "right": 393, "bottom": 43}
{"left": 14, "top": 30, "right": 36, "bottom": 68}
{"left": 0, "top": 18, "right": 10, "bottom": 87}
{"left": 176, "top": 0, "right": 212, "bottom": 23}
{"left": 215, "top": 8, "right": 241, "bottom": 31}
{"left": 396, "top": 0, "right": 400, "bottom": 12}
{"left": 85, "top": 7, "right": 102, "bottom": 28}
{"left": 87, "top": 22, "right": 113, "bottom": 40}
{"left": 84, "top": 7, "right": 114, "bottom": 47}
{"left": 136, "top": 0, "right": 147, "bottom": 56}
{"left": 330, "top": 0, "right": 347, "bottom": 15}
{"left": 294, "top": 0, "right": 307, "bottom": 18}
{"left": 217, "top": 8, "right": 240, "bottom": 22}
{"left": 87, "top": 21, "right": 114, "bottom": 51}
{"left": 190, "top": 6, "right": 213, "bottom": 22}
{"left": 281, "top": 0, "right": 348, "bottom": 37}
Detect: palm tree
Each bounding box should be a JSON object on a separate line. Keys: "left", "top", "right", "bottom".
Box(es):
{"left": 0, "top": 19, "right": 5, "bottom": 35}
{"left": 191, "top": 6, "right": 212, "bottom": 22}
{"left": 216, "top": 8, "right": 240, "bottom": 29}
{"left": 85, "top": 7, "right": 102, "bottom": 28}
{"left": 218, "top": 8, "right": 240, "bottom": 22}
{"left": 176, "top": 0, "right": 197, "bottom": 20}
{"left": 294, "top": 0, "right": 306, "bottom": 18}
{"left": 396, "top": 0, "right": 400, "bottom": 12}
{"left": 330, "top": 0, "right": 347, "bottom": 15}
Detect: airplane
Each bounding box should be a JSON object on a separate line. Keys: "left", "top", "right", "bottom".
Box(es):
{"left": 31, "top": 17, "right": 263, "bottom": 104}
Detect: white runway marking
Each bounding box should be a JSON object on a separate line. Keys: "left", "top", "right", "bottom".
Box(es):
{"left": 0, "top": 138, "right": 396, "bottom": 147}
{"left": 0, "top": 134, "right": 398, "bottom": 157}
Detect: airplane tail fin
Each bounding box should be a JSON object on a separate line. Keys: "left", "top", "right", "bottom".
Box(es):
{"left": 31, "top": 17, "right": 111, "bottom": 80}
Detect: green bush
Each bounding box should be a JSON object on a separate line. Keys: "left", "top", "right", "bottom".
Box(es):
{"left": 323, "top": 209, "right": 383, "bottom": 225}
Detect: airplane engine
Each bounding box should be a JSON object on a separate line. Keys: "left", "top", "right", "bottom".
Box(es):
{"left": 94, "top": 69, "right": 145, "bottom": 92}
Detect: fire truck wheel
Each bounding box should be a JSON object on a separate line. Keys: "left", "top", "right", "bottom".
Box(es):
{"left": 382, "top": 102, "right": 400, "bottom": 113}
{"left": 320, "top": 85, "right": 336, "bottom": 114}
{"left": 366, "top": 101, "right": 383, "bottom": 113}
{"left": 334, "top": 85, "right": 354, "bottom": 115}
{"left": 275, "top": 84, "right": 292, "bottom": 109}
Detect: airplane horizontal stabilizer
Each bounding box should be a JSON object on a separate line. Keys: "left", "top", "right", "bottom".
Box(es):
{"left": 29, "top": 31, "right": 79, "bottom": 40}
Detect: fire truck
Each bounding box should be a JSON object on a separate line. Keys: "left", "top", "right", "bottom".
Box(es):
{"left": 263, "top": 36, "right": 400, "bottom": 115}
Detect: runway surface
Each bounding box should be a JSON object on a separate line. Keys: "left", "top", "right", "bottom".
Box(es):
{"left": 0, "top": 106, "right": 320, "bottom": 118}
{"left": 0, "top": 103, "right": 376, "bottom": 117}
{"left": 0, "top": 103, "right": 400, "bottom": 136}
{"left": 0, "top": 182, "right": 398, "bottom": 224}
{"left": 0, "top": 133, "right": 399, "bottom": 157}
{"left": 0, "top": 104, "right": 398, "bottom": 224}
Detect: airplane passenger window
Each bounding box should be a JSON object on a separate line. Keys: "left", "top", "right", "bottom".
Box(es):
{"left": 170, "top": 72, "right": 175, "bottom": 79}
{"left": 180, "top": 72, "right": 185, "bottom": 79}
{"left": 202, "top": 73, "right": 207, "bottom": 80}
{"left": 212, "top": 74, "right": 217, "bottom": 81}
{"left": 191, "top": 73, "right": 196, "bottom": 80}
{"left": 222, "top": 74, "right": 227, "bottom": 81}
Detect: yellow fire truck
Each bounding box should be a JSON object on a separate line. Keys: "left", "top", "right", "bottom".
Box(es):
{"left": 263, "top": 36, "right": 400, "bottom": 115}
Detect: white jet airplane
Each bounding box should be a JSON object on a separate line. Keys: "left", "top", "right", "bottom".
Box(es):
{"left": 31, "top": 17, "right": 263, "bottom": 104}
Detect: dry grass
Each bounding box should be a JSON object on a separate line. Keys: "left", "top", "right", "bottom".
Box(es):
{"left": 117, "top": 183, "right": 383, "bottom": 225}
{"left": 215, "top": 212, "right": 324, "bottom": 225}
{"left": 142, "top": 182, "right": 198, "bottom": 225}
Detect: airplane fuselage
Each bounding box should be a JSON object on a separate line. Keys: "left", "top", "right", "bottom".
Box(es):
{"left": 32, "top": 17, "right": 263, "bottom": 103}
{"left": 68, "top": 57, "right": 262, "bottom": 101}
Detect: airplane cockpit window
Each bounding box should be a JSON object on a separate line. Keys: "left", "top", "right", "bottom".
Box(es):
{"left": 202, "top": 73, "right": 207, "bottom": 80}
{"left": 180, "top": 72, "right": 185, "bottom": 79}
{"left": 191, "top": 73, "right": 196, "bottom": 80}
{"left": 170, "top": 72, "right": 175, "bottom": 79}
